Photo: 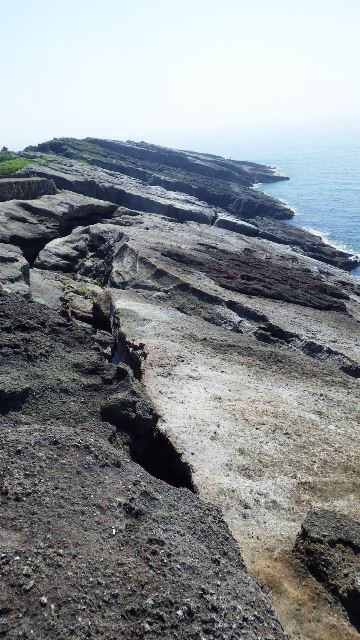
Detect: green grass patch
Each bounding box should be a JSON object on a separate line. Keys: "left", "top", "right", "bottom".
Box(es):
{"left": 75, "top": 286, "right": 91, "bottom": 298}
{"left": 94, "top": 277, "right": 105, "bottom": 288}
{"left": 0, "top": 151, "right": 14, "bottom": 162}
{"left": 0, "top": 157, "right": 33, "bottom": 176}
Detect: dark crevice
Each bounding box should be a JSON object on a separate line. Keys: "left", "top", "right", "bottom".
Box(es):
{"left": 92, "top": 312, "right": 196, "bottom": 493}
{"left": 67, "top": 296, "right": 196, "bottom": 491}
{"left": 225, "top": 299, "right": 268, "bottom": 323}
{"left": 210, "top": 211, "right": 219, "bottom": 226}
{"left": 340, "top": 363, "right": 360, "bottom": 379}
{"left": 129, "top": 430, "right": 196, "bottom": 492}
{"left": 111, "top": 333, "right": 147, "bottom": 381}
{"left": 111, "top": 424, "right": 196, "bottom": 493}
{"left": 101, "top": 364, "right": 196, "bottom": 493}
{"left": 92, "top": 301, "right": 112, "bottom": 333}
{"left": 9, "top": 235, "right": 52, "bottom": 266}
{"left": 0, "top": 385, "right": 30, "bottom": 415}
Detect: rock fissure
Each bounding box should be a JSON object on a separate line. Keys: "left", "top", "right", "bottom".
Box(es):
{"left": 103, "top": 304, "right": 197, "bottom": 492}
{"left": 45, "top": 267, "right": 198, "bottom": 494}
{"left": 104, "top": 394, "right": 197, "bottom": 493}
{"left": 1, "top": 138, "right": 359, "bottom": 640}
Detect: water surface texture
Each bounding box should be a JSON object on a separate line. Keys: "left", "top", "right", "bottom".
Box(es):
{"left": 218, "top": 139, "right": 360, "bottom": 275}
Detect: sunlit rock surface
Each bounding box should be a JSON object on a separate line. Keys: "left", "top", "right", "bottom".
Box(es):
{"left": 1, "top": 138, "right": 359, "bottom": 639}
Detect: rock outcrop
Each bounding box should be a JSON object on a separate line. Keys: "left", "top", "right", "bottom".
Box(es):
{"left": 1, "top": 137, "right": 359, "bottom": 640}
{"left": 18, "top": 137, "right": 358, "bottom": 269}
{"left": 0, "top": 291, "right": 286, "bottom": 640}
{"left": 22, "top": 137, "right": 293, "bottom": 222}
{"left": 0, "top": 177, "right": 56, "bottom": 202}
{"left": 0, "top": 191, "right": 117, "bottom": 261}
{"left": 253, "top": 216, "right": 358, "bottom": 270}
{"left": 294, "top": 509, "right": 360, "bottom": 629}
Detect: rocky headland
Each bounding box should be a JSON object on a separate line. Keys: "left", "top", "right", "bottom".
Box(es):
{"left": 0, "top": 138, "right": 359, "bottom": 639}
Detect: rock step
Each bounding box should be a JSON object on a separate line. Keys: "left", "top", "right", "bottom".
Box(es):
{"left": 294, "top": 509, "right": 360, "bottom": 629}
{"left": 0, "top": 177, "right": 56, "bottom": 202}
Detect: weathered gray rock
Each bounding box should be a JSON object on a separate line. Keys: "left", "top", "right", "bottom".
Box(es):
{"left": 19, "top": 138, "right": 359, "bottom": 267}
{"left": 35, "top": 223, "right": 125, "bottom": 273}
{"left": 22, "top": 140, "right": 293, "bottom": 221}
{"left": 32, "top": 213, "right": 359, "bottom": 372}
{"left": 0, "top": 291, "right": 287, "bottom": 640}
{"left": 22, "top": 162, "right": 220, "bottom": 224}
{"left": 0, "top": 176, "right": 56, "bottom": 202}
{"left": 1, "top": 137, "right": 359, "bottom": 639}
{"left": 71, "top": 214, "right": 351, "bottom": 312}
{"left": 30, "top": 268, "right": 106, "bottom": 324}
{"left": 25, "top": 137, "right": 294, "bottom": 220}
{"left": 253, "top": 216, "right": 359, "bottom": 270}
{"left": 21, "top": 189, "right": 117, "bottom": 223}
{"left": 0, "top": 242, "right": 30, "bottom": 296}
{"left": 0, "top": 191, "right": 117, "bottom": 261}
{"left": 29, "top": 268, "right": 65, "bottom": 309}
{"left": 294, "top": 509, "right": 360, "bottom": 627}
{"left": 214, "top": 215, "right": 259, "bottom": 236}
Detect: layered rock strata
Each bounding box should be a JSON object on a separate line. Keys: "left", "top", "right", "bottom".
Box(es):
{"left": 0, "top": 138, "right": 359, "bottom": 639}
{"left": 19, "top": 137, "right": 359, "bottom": 270}
{"left": 0, "top": 291, "right": 287, "bottom": 639}
{"left": 0, "top": 177, "right": 56, "bottom": 202}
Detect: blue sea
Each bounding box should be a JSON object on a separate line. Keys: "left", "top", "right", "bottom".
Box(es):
{"left": 211, "top": 137, "right": 360, "bottom": 276}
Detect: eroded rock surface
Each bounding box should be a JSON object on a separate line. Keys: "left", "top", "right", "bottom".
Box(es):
{"left": 0, "top": 177, "right": 56, "bottom": 202}
{"left": 294, "top": 510, "right": 360, "bottom": 629}
{"left": 1, "top": 137, "right": 360, "bottom": 640}
{"left": 1, "top": 421, "right": 287, "bottom": 640}
{"left": 0, "top": 243, "right": 30, "bottom": 297}
{"left": 0, "top": 191, "right": 117, "bottom": 261}
{"left": 0, "top": 291, "right": 286, "bottom": 639}
{"left": 24, "top": 137, "right": 293, "bottom": 221}
{"left": 19, "top": 137, "right": 358, "bottom": 269}
{"left": 253, "top": 216, "right": 358, "bottom": 269}
{"left": 21, "top": 161, "right": 223, "bottom": 225}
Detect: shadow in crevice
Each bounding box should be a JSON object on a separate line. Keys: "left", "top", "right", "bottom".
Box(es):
{"left": 122, "top": 427, "right": 196, "bottom": 493}
{"left": 101, "top": 365, "right": 196, "bottom": 493}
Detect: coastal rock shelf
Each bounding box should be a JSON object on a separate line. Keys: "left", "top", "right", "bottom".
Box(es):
{"left": 0, "top": 176, "right": 56, "bottom": 202}
{"left": 0, "top": 138, "right": 359, "bottom": 640}
{"left": 19, "top": 137, "right": 359, "bottom": 270}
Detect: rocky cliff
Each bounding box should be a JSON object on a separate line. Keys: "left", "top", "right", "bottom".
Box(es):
{"left": 0, "top": 177, "right": 56, "bottom": 202}
{"left": 0, "top": 138, "right": 359, "bottom": 640}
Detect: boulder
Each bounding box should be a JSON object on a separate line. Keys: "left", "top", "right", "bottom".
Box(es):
{"left": 294, "top": 509, "right": 360, "bottom": 626}
{"left": 35, "top": 223, "right": 125, "bottom": 275}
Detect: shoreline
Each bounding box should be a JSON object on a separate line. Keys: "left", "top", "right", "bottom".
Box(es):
{"left": 253, "top": 179, "right": 360, "bottom": 275}
{"left": 1, "top": 138, "right": 360, "bottom": 640}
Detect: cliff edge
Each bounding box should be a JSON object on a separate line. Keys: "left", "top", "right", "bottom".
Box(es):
{"left": 0, "top": 138, "right": 359, "bottom": 640}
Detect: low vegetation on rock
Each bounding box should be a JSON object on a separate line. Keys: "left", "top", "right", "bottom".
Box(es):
{"left": 0, "top": 151, "right": 32, "bottom": 175}
{"left": 0, "top": 138, "right": 359, "bottom": 640}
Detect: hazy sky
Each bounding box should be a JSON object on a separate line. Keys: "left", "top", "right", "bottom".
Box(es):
{"left": 1, "top": 0, "right": 360, "bottom": 150}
